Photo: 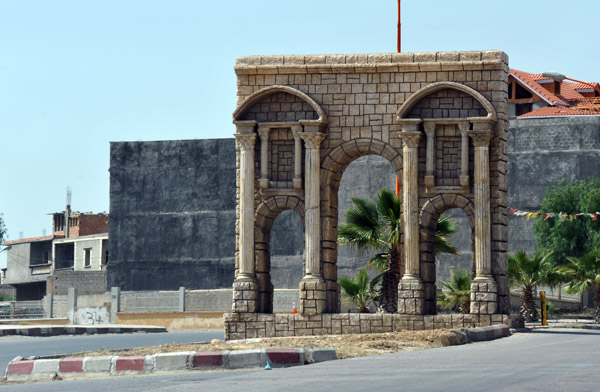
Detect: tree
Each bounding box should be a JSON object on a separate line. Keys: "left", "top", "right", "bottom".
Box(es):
{"left": 533, "top": 179, "right": 600, "bottom": 264}
{"left": 338, "top": 188, "right": 460, "bottom": 313}
{"left": 338, "top": 188, "right": 401, "bottom": 313}
{"left": 0, "top": 213, "right": 6, "bottom": 245}
{"left": 437, "top": 269, "right": 471, "bottom": 314}
{"left": 559, "top": 245, "right": 600, "bottom": 323}
{"left": 338, "top": 268, "right": 382, "bottom": 313}
{"left": 508, "top": 250, "right": 560, "bottom": 322}
{"left": 435, "top": 215, "right": 459, "bottom": 256}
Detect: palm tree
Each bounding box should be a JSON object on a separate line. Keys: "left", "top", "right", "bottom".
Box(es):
{"left": 435, "top": 215, "right": 459, "bottom": 256}
{"left": 339, "top": 268, "right": 382, "bottom": 313}
{"left": 508, "top": 250, "right": 559, "bottom": 322}
{"left": 437, "top": 269, "right": 471, "bottom": 314}
{"left": 338, "top": 188, "right": 401, "bottom": 313}
{"left": 559, "top": 246, "right": 600, "bottom": 323}
{"left": 338, "top": 188, "right": 461, "bottom": 313}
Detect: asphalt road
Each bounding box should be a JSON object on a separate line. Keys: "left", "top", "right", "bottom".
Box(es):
{"left": 0, "top": 329, "right": 224, "bottom": 372}
{"left": 2, "top": 328, "right": 599, "bottom": 392}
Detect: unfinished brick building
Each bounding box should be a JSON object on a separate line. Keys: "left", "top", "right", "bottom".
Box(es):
{"left": 225, "top": 50, "right": 510, "bottom": 339}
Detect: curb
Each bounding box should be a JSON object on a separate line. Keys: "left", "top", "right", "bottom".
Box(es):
{"left": 0, "top": 325, "right": 167, "bottom": 337}
{"left": 4, "top": 348, "right": 337, "bottom": 382}
{"left": 440, "top": 324, "right": 510, "bottom": 347}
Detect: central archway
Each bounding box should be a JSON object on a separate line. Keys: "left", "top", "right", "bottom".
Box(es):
{"left": 321, "top": 139, "right": 402, "bottom": 312}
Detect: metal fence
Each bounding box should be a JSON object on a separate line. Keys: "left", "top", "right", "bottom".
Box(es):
{"left": 0, "top": 300, "right": 44, "bottom": 319}
{"left": 512, "top": 285, "right": 582, "bottom": 304}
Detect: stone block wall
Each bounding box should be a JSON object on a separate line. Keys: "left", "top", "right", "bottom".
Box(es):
{"left": 224, "top": 312, "right": 510, "bottom": 340}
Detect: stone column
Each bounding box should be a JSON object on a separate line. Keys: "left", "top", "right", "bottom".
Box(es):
{"left": 258, "top": 126, "right": 270, "bottom": 189}
{"left": 458, "top": 121, "right": 470, "bottom": 187}
{"left": 291, "top": 125, "right": 303, "bottom": 189}
{"left": 423, "top": 122, "right": 435, "bottom": 187}
{"left": 397, "top": 121, "right": 425, "bottom": 315}
{"left": 468, "top": 125, "right": 497, "bottom": 315}
{"left": 233, "top": 132, "right": 258, "bottom": 313}
{"left": 298, "top": 131, "right": 326, "bottom": 316}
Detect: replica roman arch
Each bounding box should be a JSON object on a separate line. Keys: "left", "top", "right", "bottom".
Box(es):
{"left": 225, "top": 51, "right": 510, "bottom": 339}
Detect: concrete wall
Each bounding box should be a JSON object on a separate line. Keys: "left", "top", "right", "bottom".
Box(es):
{"left": 47, "top": 270, "right": 107, "bottom": 296}
{"left": 4, "top": 242, "right": 50, "bottom": 285}
{"left": 108, "top": 139, "right": 237, "bottom": 290}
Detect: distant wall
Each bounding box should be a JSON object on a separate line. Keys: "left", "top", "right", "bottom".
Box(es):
{"left": 508, "top": 116, "right": 600, "bottom": 253}
{"left": 108, "top": 139, "right": 237, "bottom": 290}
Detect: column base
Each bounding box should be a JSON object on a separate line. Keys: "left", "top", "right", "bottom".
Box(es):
{"left": 259, "top": 178, "right": 269, "bottom": 189}
{"left": 293, "top": 178, "right": 303, "bottom": 189}
{"left": 470, "top": 276, "right": 497, "bottom": 315}
{"left": 398, "top": 276, "right": 425, "bottom": 315}
{"left": 232, "top": 278, "right": 258, "bottom": 313}
{"left": 299, "top": 276, "right": 326, "bottom": 316}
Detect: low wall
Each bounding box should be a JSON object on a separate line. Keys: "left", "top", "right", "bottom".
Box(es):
{"left": 224, "top": 313, "right": 511, "bottom": 340}
{"left": 116, "top": 312, "right": 225, "bottom": 329}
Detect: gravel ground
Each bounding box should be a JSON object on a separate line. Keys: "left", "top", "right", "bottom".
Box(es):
{"left": 77, "top": 329, "right": 451, "bottom": 359}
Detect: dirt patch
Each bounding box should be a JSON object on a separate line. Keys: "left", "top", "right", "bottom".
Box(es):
{"left": 81, "top": 330, "right": 450, "bottom": 359}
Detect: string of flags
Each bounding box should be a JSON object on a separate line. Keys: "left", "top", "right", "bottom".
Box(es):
{"left": 509, "top": 209, "right": 600, "bottom": 221}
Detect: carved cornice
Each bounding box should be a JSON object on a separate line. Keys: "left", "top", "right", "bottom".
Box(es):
{"left": 299, "top": 132, "right": 326, "bottom": 149}
{"left": 399, "top": 131, "right": 422, "bottom": 148}
{"left": 467, "top": 130, "right": 493, "bottom": 147}
{"left": 235, "top": 133, "right": 257, "bottom": 151}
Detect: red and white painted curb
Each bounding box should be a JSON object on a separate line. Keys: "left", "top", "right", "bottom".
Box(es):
{"left": 440, "top": 324, "right": 510, "bottom": 347}
{"left": 0, "top": 325, "right": 166, "bottom": 337}
{"left": 4, "top": 348, "right": 337, "bottom": 381}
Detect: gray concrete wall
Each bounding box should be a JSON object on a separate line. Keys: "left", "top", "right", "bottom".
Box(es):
{"left": 508, "top": 116, "right": 600, "bottom": 254}
{"left": 108, "top": 139, "right": 237, "bottom": 290}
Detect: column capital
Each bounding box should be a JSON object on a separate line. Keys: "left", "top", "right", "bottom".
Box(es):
{"left": 457, "top": 120, "right": 470, "bottom": 135}
{"left": 400, "top": 131, "right": 422, "bottom": 148}
{"left": 299, "top": 132, "right": 326, "bottom": 149}
{"left": 291, "top": 124, "right": 303, "bottom": 136}
{"left": 235, "top": 133, "right": 257, "bottom": 151}
{"left": 467, "top": 129, "right": 493, "bottom": 147}
{"left": 257, "top": 126, "right": 270, "bottom": 140}
{"left": 423, "top": 122, "right": 436, "bottom": 136}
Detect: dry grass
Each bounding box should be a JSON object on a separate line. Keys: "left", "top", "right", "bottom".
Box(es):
{"left": 81, "top": 329, "right": 450, "bottom": 359}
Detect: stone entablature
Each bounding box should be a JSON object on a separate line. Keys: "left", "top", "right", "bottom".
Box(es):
{"left": 229, "top": 50, "right": 509, "bottom": 338}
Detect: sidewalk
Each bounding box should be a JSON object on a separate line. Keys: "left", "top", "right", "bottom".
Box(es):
{"left": 0, "top": 323, "right": 166, "bottom": 337}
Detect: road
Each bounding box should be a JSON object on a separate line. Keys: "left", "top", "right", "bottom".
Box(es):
{"left": 2, "top": 328, "right": 599, "bottom": 391}
{"left": 0, "top": 329, "right": 224, "bottom": 372}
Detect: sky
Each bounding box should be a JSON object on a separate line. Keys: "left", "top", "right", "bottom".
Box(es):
{"left": 1, "top": 0, "right": 599, "bottom": 269}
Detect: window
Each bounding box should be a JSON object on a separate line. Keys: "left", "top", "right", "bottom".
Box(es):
{"left": 84, "top": 248, "right": 91, "bottom": 268}
{"left": 43, "top": 251, "right": 49, "bottom": 264}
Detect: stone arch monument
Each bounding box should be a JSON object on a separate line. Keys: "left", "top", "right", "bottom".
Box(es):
{"left": 226, "top": 51, "right": 510, "bottom": 339}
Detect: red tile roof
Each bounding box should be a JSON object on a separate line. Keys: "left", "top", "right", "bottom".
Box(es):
{"left": 519, "top": 106, "right": 600, "bottom": 118}
{"left": 510, "top": 69, "right": 570, "bottom": 106}
{"left": 4, "top": 235, "right": 56, "bottom": 245}
{"left": 571, "top": 82, "right": 600, "bottom": 91}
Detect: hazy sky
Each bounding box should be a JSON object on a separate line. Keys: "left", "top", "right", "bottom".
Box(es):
{"left": 1, "top": 0, "right": 599, "bottom": 268}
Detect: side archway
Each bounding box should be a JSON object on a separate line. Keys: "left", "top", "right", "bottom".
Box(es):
{"left": 254, "top": 196, "right": 305, "bottom": 313}
{"left": 419, "top": 194, "right": 475, "bottom": 314}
